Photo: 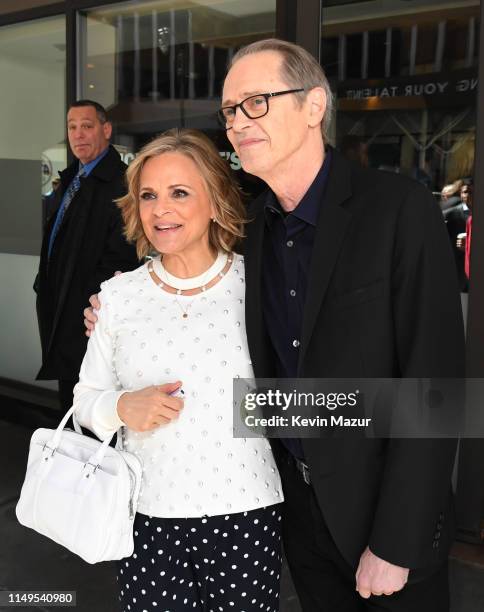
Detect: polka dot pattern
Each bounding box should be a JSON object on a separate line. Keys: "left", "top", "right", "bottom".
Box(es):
{"left": 117, "top": 506, "right": 282, "bottom": 611}
{"left": 92, "top": 254, "right": 283, "bottom": 518}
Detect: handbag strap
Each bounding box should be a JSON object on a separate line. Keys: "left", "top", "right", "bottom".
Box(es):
{"left": 72, "top": 409, "right": 124, "bottom": 449}
{"left": 48, "top": 404, "right": 117, "bottom": 468}
{"left": 71, "top": 410, "right": 83, "bottom": 435}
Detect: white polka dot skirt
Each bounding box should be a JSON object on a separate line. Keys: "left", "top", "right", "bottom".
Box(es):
{"left": 116, "top": 505, "right": 283, "bottom": 612}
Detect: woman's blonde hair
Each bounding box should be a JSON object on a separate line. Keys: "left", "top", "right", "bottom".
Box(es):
{"left": 117, "top": 128, "right": 246, "bottom": 259}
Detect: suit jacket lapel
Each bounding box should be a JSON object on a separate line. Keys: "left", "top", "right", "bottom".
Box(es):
{"left": 298, "top": 151, "right": 353, "bottom": 374}
{"left": 244, "top": 193, "right": 271, "bottom": 378}
{"left": 40, "top": 164, "right": 77, "bottom": 265}
{"left": 38, "top": 165, "right": 76, "bottom": 298}
{"left": 46, "top": 148, "right": 120, "bottom": 352}
{"left": 48, "top": 177, "right": 94, "bottom": 350}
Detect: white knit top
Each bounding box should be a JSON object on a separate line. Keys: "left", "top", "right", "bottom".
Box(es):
{"left": 73, "top": 253, "right": 283, "bottom": 518}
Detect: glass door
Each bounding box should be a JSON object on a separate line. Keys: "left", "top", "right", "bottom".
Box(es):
{"left": 0, "top": 14, "right": 66, "bottom": 387}
{"left": 321, "top": 0, "right": 480, "bottom": 301}
{"left": 78, "top": 0, "right": 277, "bottom": 196}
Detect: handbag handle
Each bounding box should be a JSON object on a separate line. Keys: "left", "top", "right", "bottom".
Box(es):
{"left": 72, "top": 408, "right": 124, "bottom": 450}
{"left": 46, "top": 404, "right": 116, "bottom": 470}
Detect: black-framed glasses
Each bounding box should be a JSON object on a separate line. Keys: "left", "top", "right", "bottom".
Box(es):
{"left": 218, "top": 89, "right": 305, "bottom": 130}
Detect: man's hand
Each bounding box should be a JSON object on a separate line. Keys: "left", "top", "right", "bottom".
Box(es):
{"left": 83, "top": 271, "right": 121, "bottom": 337}
{"left": 117, "top": 382, "right": 184, "bottom": 432}
{"left": 84, "top": 294, "right": 100, "bottom": 337}
{"left": 355, "top": 547, "right": 409, "bottom": 599}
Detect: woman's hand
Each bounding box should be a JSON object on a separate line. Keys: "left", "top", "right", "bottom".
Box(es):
{"left": 117, "top": 381, "right": 184, "bottom": 432}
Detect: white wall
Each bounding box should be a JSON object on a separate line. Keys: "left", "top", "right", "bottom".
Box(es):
{"left": 0, "top": 253, "right": 55, "bottom": 389}
{"left": 0, "top": 54, "right": 65, "bottom": 160}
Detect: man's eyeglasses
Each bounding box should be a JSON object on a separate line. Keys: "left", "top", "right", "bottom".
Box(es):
{"left": 218, "top": 89, "right": 305, "bottom": 130}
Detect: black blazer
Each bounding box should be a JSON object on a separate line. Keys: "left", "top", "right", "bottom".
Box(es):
{"left": 36, "top": 145, "right": 139, "bottom": 381}
{"left": 244, "top": 149, "right": 465, "bottom": 572}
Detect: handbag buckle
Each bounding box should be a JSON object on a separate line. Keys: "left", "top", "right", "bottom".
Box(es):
{"left": 42, "top": 443, "right": 57, "bottom": 457}
{"left": 83, "top": 462, "right": 100, "bottom": 478}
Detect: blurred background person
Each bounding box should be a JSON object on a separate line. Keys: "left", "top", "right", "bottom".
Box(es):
{"left": 340, "top": 134, "right": 369, "bottom": 168}
{"left": 455, "top": 180, "right": 474, "bottom": 282}
{"left": 445, "top": 179, "right": 473, "bottom": 292}
{"left": 42, "top": 177, "right": 61, "bottom": 227}
{"left": 440, "top": 179, "right": 464, "bottom": 212}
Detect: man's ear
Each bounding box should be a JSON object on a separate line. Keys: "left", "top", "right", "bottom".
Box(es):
{"left": 103, "top": 121, "right": 113, "bottom": 140}
{"left": 307, "top": 87, "right": 326, "bottom": 128}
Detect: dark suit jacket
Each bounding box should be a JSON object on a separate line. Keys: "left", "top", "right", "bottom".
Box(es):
{"left": 35, "top": 145, "right": 139, "bottom": 381}
{"left": 244, "top": 148, "right": 465, "bottom": 571}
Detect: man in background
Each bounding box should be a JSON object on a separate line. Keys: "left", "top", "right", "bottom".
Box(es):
{"left": 35, "top": 100, "right": 139, "bottom": 411}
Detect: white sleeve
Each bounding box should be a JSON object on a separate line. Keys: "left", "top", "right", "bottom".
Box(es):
{"left": 73, "top": 284, "right": 126, "bottom": 441}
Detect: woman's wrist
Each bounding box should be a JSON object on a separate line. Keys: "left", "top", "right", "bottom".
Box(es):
{"left": 116, "top": 392, "right": 129, "bottom": 424}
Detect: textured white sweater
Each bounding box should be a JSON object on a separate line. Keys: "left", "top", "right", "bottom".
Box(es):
{"left": 73, "top": 253, "right": 283, "bottom": 518}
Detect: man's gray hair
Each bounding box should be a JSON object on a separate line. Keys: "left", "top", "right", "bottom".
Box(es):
{"left": 230, "top": 39, "right": 333, "bottom": 142}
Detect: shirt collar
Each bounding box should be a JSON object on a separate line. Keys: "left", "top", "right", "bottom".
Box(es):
{"left": 79, "top": 146, "right": 110, "bottom": 177}
{"left": 264, "top": 148, "right": 332, "bottom": 227}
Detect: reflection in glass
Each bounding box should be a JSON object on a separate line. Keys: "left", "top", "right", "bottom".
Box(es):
{"left": 321, "top": 0, "right": 480, "bottom": 300}
{"left": 0, "top": 15, "right": 66, "bottom": 390}
{"left": 0, "top": 0, "right": 59, "bottom": 15}
{"left": 0, "top": 16, "right": 66, "bottom": 255}
{"left": 78, "top": 0, "right": 276, "bottom": 181}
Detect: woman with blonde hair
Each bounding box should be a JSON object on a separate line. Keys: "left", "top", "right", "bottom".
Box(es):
{"left": 74, "top": 128, "right": 283, "bottom": 611}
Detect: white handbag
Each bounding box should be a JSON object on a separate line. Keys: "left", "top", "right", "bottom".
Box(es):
{"left": 15, "top": 404, "right": 142, "bottom": 564}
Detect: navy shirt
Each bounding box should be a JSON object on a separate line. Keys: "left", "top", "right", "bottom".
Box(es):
{"left": 262, "top": 149, "right": 332, "bottom": 459}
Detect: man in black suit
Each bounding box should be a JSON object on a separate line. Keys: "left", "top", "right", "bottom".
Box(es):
{"left": 219, "top": 40, "right": 464, "bottom": 610}
{"left": 84, "top": 41, "right": 464, "bottom": 611}
{"left": 35, "top": 100, "right": 139, "bottom": 411}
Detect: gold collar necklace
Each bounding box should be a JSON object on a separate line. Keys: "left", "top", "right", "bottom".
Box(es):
{"left": 147, "top": 253, "right": 234, "bottom": 318}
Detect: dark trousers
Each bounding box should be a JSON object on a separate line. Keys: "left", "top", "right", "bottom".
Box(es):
{"left": 279, "top": 456, "right": 449, "bottom": 612}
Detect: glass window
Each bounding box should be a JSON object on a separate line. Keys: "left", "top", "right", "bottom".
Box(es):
{"left": 0, "top": 1, "right": 59, "bottom": 15}
{"left": 0, "top": 15, "right": 65, "bottom": 388}
{"left": 322, "top": 0, "right": 479, "bottom": 297}
{"left": 0, "top": 15, "right": 66, "bottom": 255}
{"left": 78, "top": 0, "right": 276, "bottom": 194}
